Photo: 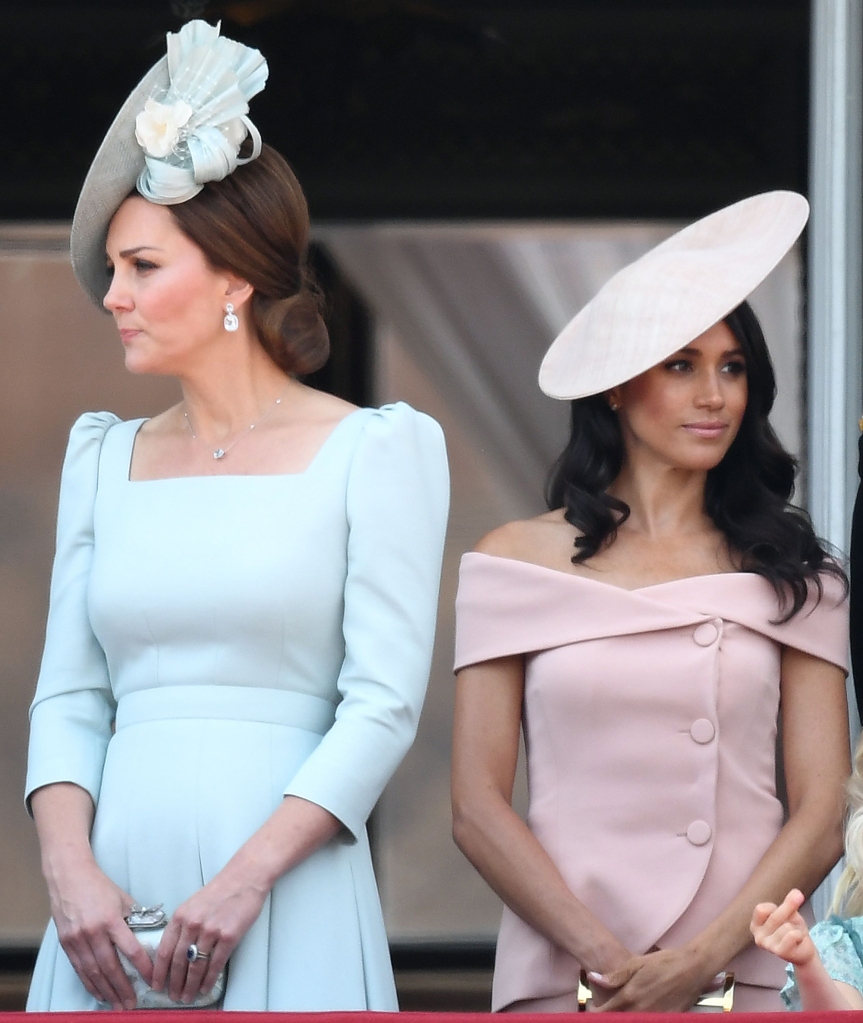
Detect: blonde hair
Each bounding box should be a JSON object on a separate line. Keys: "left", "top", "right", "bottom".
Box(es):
{"left": 832, "top": 733, "right": 863, "bottom": 916}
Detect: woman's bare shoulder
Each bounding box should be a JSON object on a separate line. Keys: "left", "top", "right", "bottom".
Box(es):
{"left": 474, "top": 509, "right": 573, "bottom": 563}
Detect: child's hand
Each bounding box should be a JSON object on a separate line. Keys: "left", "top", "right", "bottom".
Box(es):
{"left": 750, "top": 888, "right": 816, "bottom": 967}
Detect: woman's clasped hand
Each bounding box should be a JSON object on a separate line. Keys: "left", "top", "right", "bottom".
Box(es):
{"left": 47, "top": 866, "right": 149, "bottom": 1008}
{"left": 147, "top": 796, "right": 339, "bottom": 1004}
{"left": 31, "top": 784, "right": 148, "bottom": 1011}
{"left": 587, "top": 948, "right": 723, "bottom": 1013}
{"left": 149, "top": 869, "right": 264, "bottom": 1003}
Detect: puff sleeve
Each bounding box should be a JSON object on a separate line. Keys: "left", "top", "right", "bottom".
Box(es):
{"left": 283, "top": 403, "right": 449, "bottom": 840}
{"left": 25, "top": 412, "right": 120, "bottom": 812}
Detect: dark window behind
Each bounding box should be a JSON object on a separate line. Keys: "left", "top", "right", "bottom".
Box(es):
{"left": 1, "top": 0, "right": 808, "bottom": 221}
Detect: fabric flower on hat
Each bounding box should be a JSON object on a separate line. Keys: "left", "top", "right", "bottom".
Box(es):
{"left": 69, "top": 19, "right": 271, "bottom": 306}
{"left": 134, "top": 20, "right": 268, "bottom": 205}
{"left": 135, "top": 98, "right": 193, "bottom": 159}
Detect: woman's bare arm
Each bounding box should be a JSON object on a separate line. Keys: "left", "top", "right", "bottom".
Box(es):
{"left": 151, "top": 795, "right": 340, "bottom": 1002}
{"left": 31, "top": 782, "right": 154, "bottom": 1010}
{"left": 33, "top": 782, "right": 343, "bottom": 1007}
{"left": 452, "top": 653, "right": 632, "bottom": 975}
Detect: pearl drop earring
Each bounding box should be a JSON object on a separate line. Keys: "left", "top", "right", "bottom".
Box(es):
{"left": 224, "top": 303, "right": 239, "bottom": 332}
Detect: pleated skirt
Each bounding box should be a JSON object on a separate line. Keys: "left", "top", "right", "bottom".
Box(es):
{"left": 27, "top": 685, "right": 397, "bottom": 1011}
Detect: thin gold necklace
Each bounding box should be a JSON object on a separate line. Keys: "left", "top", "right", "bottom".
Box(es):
{"left": 183, "top": 390, "right": 287, "bottom": 460}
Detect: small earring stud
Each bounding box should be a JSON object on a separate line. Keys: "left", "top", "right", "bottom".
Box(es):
{"left": 224, "top": 303, "right": 239, "bottom": 332}
{"left": 609, "top": 401, "right": 619, "bottom": 412}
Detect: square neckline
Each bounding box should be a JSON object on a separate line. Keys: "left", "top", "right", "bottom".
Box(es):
{"left": 125, "top": 406, "right": 366, "bottom": 483}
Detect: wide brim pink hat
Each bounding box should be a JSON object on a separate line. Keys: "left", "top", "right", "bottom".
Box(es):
{"left": 538, "top": 190, "right": 810, "bottom": 401}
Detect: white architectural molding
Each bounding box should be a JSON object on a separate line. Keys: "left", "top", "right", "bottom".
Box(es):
{"left": 808, "top": 0, "right": 862, "bottom": 918}
{"left": 807, "top": 0, "right": 862, "bottom": 552}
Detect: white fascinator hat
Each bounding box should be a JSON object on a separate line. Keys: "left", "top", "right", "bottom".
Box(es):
{"left": 538, "top": 190, "right": 809, "bottom": 401}
{"left": 70, "top": 20, "right": 268, "bottom": 307}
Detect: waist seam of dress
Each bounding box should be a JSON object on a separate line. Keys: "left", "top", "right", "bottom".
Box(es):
{"left": 115, "top": 684, "right": 337, "bottom": 735}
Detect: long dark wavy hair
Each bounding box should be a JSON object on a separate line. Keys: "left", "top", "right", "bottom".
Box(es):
{"left": 545, "top": 300, "right": 847, "bottom": 621}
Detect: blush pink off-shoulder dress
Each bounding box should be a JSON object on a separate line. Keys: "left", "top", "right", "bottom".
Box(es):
{"left": 454, "top": 552, "right": 849, "bottom": 1012}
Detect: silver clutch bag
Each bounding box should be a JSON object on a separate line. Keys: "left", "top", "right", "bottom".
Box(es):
{"left": 114, "top": 905, "right": 227, "bottom": 1009}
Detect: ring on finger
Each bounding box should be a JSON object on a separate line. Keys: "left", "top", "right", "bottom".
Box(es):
{"left": 186, "top": 943, "right": 212, "bottom": 964}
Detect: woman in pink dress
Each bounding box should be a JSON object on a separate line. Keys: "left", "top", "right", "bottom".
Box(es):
{"left": 452, "top": 192, "right": 850, "bottom": 1012}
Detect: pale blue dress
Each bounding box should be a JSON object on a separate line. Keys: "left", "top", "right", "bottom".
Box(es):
{"left": 781, "top": 916, "right": 863, "bottom": 1010}
{"left": 25, "top": 402, "right": 449, "bottom": 1011}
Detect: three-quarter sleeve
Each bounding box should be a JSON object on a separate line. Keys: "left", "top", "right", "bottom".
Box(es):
{"left": 284, "top": 403, "right": 450, "bottom": 840}
{"left": 25, "top": 412, "right": 120, "bottom": 812}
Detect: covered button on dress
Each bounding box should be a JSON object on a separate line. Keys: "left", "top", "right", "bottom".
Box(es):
{"left": 25, "top": 403, "right": 449, "bottom": 1011}
{"left": 453, "top": 552, "right": 849, "bottom": 1011}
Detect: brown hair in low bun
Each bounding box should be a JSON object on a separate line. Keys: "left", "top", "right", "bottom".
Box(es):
{"left": 168, "top": 144, "right": 329, "bottom": 375}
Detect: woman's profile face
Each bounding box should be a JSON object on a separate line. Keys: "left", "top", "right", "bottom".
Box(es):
{"left": 608, "top": 320, "right": 748, "bottom": 473}
{"left": 103, "top": 196, "right": 239, "bottom": 376}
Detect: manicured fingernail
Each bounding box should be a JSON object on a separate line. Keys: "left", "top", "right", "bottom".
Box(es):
{"left": 588, "top": 971, "right": 604, "bottom": 982}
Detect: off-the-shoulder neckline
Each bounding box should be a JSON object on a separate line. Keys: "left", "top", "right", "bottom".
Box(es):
{"left": 125, "top": 406, "right": 366, "bottom": 483}
{"left": 462, "top": 550, "right": 759, "bottom": 594}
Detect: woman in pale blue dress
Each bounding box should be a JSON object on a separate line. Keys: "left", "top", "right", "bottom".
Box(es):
{"left": 25, "top": 21, "right": 449, "bottom": 1012}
